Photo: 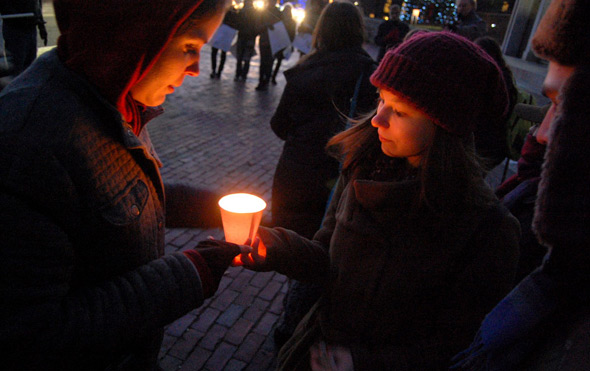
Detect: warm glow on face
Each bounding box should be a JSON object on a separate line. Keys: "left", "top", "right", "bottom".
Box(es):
{"left": 219, "top": 193, "right": 266, "bottom": 213}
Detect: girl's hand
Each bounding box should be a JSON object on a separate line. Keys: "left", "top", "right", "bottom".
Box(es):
{"left": 236, "top": 236, "right": 270, "bottom": 271}
{"left": 310, "top": 341, "right": 354, "bottom": 371}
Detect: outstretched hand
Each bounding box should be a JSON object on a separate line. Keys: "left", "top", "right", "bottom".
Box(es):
{"left": 310, "top": 341, "right": 354, "bottom": 371}
{"left": 235, "top": 236, "right": 274, "bottom": 272}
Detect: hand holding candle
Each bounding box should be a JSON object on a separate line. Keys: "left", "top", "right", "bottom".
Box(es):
{"left": 218, "top": 193, "right": 266, "bottom": 265}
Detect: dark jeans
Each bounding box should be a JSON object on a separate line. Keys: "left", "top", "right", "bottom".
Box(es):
{"left": 210, "top": 47, "right": 226, "bottom": 76}
{"left": 235, "top": 37, "right": 255, "bottom": 79}
{"left": 258, "top": 44, "right": 273, "bottom": 85}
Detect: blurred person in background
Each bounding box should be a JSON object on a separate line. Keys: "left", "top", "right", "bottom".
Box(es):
{"left": 374, "top": 4, "right": 409, "bottom": 63}
{"left": 268, "top": 0, "right": 378, "bottom": 350}
{"left": 234, "top": 0, "right": 259, "bottom": 81}
{"left": 446, "top": 0, "right": 486, "bottom": 41}
{"left": 271, "top": 2, "right": 296, "bottom": 85}
{"left": 0, "top": 0, "right": 47, "bottom": 79}
{"left": 452, "top": 0, "right": 590, "bottom": 369}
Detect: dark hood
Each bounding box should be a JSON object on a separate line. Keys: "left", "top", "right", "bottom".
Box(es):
{"left": 54, "top": 0, "right": 204, "bottom": 123}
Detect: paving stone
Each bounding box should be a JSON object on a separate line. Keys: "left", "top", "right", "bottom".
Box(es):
{"left": 209, "top": 288, "right": 240, "bottom": 311}
{"left": 179, "top": 347, "right": 212, "bottom": 371}
{"left": 204, "top": 342, "right": 237, "bottom": 371}
{"left": 249, "top": 271, "right": 274, "bottom": 288}
{"left": 199, "top": 323, "right": 229, "bottom": 351}
{"left": 253, "top": 312, "right": 280, "bottom": 336}
{"left": 191, "top": 307, "right": 221, "bottom": 333}
{"left": 233, "top": 332, "right": 267, "bottom": 363}
{"left": 216, "top": 303, "right": 245, "bottom": 327}
{"left": 159, "top": 354, "right": 183, "bottom": 371}
{"left": 225, "top": 359, "right": 248, "bottom": 371}
{"left": 166, "top": 312, "right": 196, "bottom": 337}
{"left": 224, "top": 318, "right": 254, "bottom": 346}
{"left": 258, "top": 280, "right": 282, "bottom": 301}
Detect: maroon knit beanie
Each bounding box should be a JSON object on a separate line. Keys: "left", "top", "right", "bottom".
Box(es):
{"left": 370, "top": 31, "right": 509, "bottom": 137}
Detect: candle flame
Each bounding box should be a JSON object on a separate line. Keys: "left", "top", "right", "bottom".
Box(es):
{"left": 219, "top": 193, "right": 266, "bottom": 213}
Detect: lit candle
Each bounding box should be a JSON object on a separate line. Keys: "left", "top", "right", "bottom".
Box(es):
{"left": 218, "top": 193, "right": 266, "bottom": 265}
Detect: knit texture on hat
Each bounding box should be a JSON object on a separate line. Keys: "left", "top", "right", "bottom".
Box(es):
{"left": 532, "top": 0, "right": 590, "bottom": 66}
{"left": 370, "top": 31, "right": 508, "bottom": 137}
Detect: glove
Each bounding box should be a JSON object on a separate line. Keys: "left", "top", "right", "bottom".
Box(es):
{"left": 183, "top": 239, "right": 241, "bottom": 298}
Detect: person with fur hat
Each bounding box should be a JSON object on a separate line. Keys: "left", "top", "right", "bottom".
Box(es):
{"left": 0, "top": 0, "right": 245, "bottom": 369}
{"left": 204, "top": 31, "right": 520, "bottom": 370}
{"left": 452, "top": 0, "right": 590, "bottom": 369}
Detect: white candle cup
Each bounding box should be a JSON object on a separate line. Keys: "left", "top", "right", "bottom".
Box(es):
{"left": 218, "top": 193, "right": 266, "bottom": 245}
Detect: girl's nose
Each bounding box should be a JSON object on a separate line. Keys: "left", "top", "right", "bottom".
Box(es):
{"left": 371, "top": 110, "right": 389, "bottom": 129}
{"left": 186, "top": 62, "right": 199, "bottom": 77}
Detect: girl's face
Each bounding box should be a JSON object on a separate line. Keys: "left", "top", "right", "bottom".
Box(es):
{"left": 371, "top": 89, "right": 436, "bottom": 167}
{"left": 130, "top": 10, "right": 225, "bottom": 106}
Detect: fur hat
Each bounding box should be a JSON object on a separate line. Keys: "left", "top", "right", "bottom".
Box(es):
{"left": 532, "top": 0, "right": 590, "bottom": 66}
{"left": 370, "top": 31, "right": 508, "bottom": 137}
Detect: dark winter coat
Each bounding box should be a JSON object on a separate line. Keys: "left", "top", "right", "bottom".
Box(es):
{"left": 270, "top": 47, "right": 377, "bottom": 238}
{"left": 0, "top": 0, "right": 222, "bottom": 368}
{"left": 260, "top": 164, "right": 520, "bottom": 369}
{"left": 374, "top": 19, "right": 410, "bottom": 62}
{"left": 455, "top": 10, "right": 487, "bottom": 41}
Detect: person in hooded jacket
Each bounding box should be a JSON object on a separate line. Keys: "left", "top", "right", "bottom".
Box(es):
{"left": 0, "top": 0, "right": 243, "bottom": 369}
{"left": 452, "top": 1, "right": 590, "bottom": 369}
{"left": 268, "top": 1, "right": 378, "bottom": 349}
{"left": 223, "top": 31, "right": 520, "bottom": 370}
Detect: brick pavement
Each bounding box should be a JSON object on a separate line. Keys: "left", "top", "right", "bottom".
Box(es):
{"left": 149, "top": 46, "right": 297, "bottom": 371}
{"left": 149, "top": 41, "right": 377, "bottom": 370}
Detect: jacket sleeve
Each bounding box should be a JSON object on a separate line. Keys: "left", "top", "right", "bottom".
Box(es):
{"left": 0, "top": 192, "right": 205, "bottom": 358}
{"left": 350, "top": 207, "right": 520, "bottom": 370}
{"left": 258, "top": 226, "right": 330, "bottom": 284}
{"left": 164, "top": 183, "right": 222, "bottom": 229}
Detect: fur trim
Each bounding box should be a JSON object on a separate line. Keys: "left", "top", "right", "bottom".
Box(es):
{"left": 533, "top": 65, "right": 590, "bottom": 248}
{"left": 532, "top": 0, "right": 590, "bottom": 65}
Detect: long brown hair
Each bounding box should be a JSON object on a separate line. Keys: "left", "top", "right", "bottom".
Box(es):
{"left": 326, "top": 115, "right": 495, "bottom": 213}
{"left": 301, "top": 1, "right": 365, "bottom": 62}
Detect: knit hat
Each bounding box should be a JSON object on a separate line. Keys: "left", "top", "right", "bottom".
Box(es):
{"left": 370, "top": 31, "right": 509, "bottom": 137}
{"left": 532, "top": 0, "right": 590, "bottom": 66}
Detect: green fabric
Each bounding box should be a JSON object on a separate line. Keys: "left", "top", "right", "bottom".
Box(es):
{"left": 507, "top": 88, "right": 536, "bottom": 161}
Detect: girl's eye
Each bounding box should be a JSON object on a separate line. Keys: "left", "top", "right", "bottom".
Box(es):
{"left": 185, "top": 45, "right": 199, "bottom": 55}
{"left": 393, "top": 109, "right": 404, "bottom": 117}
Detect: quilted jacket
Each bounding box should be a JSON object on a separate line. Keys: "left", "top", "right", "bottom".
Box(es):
{"left": 0, "top": 0, "right": 221, "bottom": 368}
